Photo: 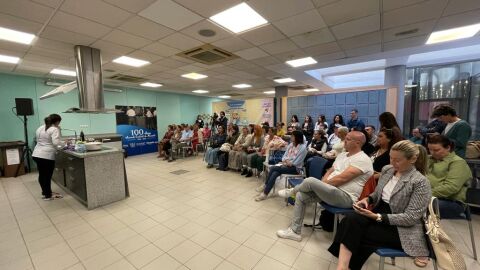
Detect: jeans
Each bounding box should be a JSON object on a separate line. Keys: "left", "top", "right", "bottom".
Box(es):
{"left": 263, "top": 166, "right": 298, "bottom": 195}
{"left": 205, "top": 148, "right": 219, "bottom": 165}
{"left": 438, "top": 199, "right": 466, "bottom": 219}
{"left": 33, "top": 157, "right": 55, "bottom": 198}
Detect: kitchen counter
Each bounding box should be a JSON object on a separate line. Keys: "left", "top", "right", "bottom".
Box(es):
{"left": 53, "top": 146, "right": 129, "bottom": 209}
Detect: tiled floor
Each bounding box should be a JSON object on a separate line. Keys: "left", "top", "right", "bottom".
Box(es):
{"left": 1, "top": 153, "right": 480, "bottom": 270}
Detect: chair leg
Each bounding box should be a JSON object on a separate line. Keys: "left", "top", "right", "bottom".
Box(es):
{"left": 379, "top": 256, "right": 385, "bottom": 270}
{"left": 312, "top": 203, "right": 317, "bottom": 231}
{"left": 333, "top": 214, "right": 338, "bottom": 236}
{"left": 390, "top": 257, "right": 395, "bottom": 265}
{"left": 433, "top": 258, "right": 438, "bottom": 270}
{"left": 468, "top": 219, "right": 477, "bottom": 260}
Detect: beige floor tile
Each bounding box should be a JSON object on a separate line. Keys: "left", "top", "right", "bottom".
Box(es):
{"left": 153, "top": 231, "right": 187, "bottom": 251}
{"left": 224, "top": 225, "right": 254, "bottom": 244}
{"left": 293, "top": 251, "right": 332, "bottom": 270}
{"left": 215, "top": 260, "right": 242, "bottom": 270}
{"left": 141, "top": 253, "right": 182, "bottom": 270}
{"left": 126, "top": 244, "right": 164, "bottom": 268}
{"left": 0, "top": 256, "right": 34, "bottom": 270}
{"left": 243, "top": 233, "right": 276, "bottom": 254}
{"left": 66, "top": 230, "right": 102, "bottom": 249}
{"left": 114, "top": 235, "right": 150, "bottom": 256}
{"left": 162, "top": 215, "right": 190, "bottom": 230}
{"left": 102, "top": 259, "right": 136, "bottom": 270}
{"left": 33, "top": 250, "right": 79, "bottom": 270}
{"left": 185, "top": 249, "right": 223, "bottom": 270}
{"left": 65, "top": 263, "right": 86, "bottom": 270}
{"left": 265, "top": 241, "right": 301, "bottom": 266}
{"left": 206, "top": 237, "right": 240, "bottom": 258}
{"left": 74, "top": 238, "right": 111, "bottom": 261}
{"left": 190, "top": 229, "right": 221, "bottom": 247}
{"left": 208, "top": 218, "right": 236, "bottom": 235}
{"left": 104, "top": 227, "right": 138, "bottom": 246}
{"left": 226, "top": 246, "right": 263, "bottom": 270}
{"left": 253, "top": 256, "right": 290, "bottom": 270}
{"left": 167, "top": 240, "right": 203, "bottom": 263}
{"left": 175, "top": 222, "right": 206, "bottom": 238}
{"left": 140, "top": 224, "right": 171, "bottom": 241}
{"left": 82, "top": 247, "right": 123, "bottom": 270}
{"left": 129, "top": 218, "right": 159, "bottom": 233}
{"left": 26, "top": 234, "right": 65, "bottom": 254}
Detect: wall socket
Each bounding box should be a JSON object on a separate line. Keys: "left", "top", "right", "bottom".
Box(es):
{"left": 79, "top": 125, "right": 89, "bottom": 128}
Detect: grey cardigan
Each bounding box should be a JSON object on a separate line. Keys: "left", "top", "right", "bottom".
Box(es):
{"left": 368, "top": 165, "right": 432, "bottom": 256}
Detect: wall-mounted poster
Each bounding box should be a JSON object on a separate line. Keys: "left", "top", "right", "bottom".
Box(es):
{"left": 115, "top": 105, "right": 158, "bottom": 156}
{"left": 212, "top": 98, "right": 274, "bottom": 126}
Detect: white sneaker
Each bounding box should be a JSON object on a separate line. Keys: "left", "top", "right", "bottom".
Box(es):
{"left": 278, "top": 188, "right": 294, "bottom": 199}
{"left": 254, "top": 193, "right": 267, "bottom": 201}
{"left": 255, "top": 184, "right": 266, "bottom": 192}
{"left": 276, "top": 227, "right": 302, "bottom": 241}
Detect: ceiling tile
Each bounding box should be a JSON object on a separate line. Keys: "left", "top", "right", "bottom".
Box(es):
{"left": 331, "top": 14, "right": 380, "bottom": 39}
{"left": 344, "top": 44, "right": 381, "bottom": 57}
{"left": 273, "top": 49, "right": 309, "bottom": 62}
{"left": 155, "top": 57, "right": 188, "bottom": 68}
{"left": 338, "top": 31, "right": 381, "bottom": 50}
{"left": 435, "top": 9, "right": 480, "bottom": 31}
{"left": 273, "top": 9, "right": 326, "bottom": 37}
{"left": 311, "top": 0, "right": 339, "bottom": 8}
{"left": 138, "top": 0, "right": 203, "bottom": 31}
{"left": 318, "top": 0, "right": 378, "bottom": 26}
{"left": 40, "top": 26, "right": 97, "bottom": 45}
{"left": 290, "top": 28, "right": 335, "bottom": 48}
{"left": 103, "top": 30, "right": 152, "bottom": 49}
{"left": 118, "top": 16, "right": 174, "bottom": 41}
{"left": 382, "top": 0, "right": 424, "bottom": 11}
{"left": 31, "top": 0, "right": 62, "bottom": 8}
{"left": 60, "top": 0, "right": 133, "bottom": 27}
{"left": 0, "top": 40, "right": 30, "bottom": 54}
{"left": 250, "top": 56, "right": 282, "bottom": 66}
{"left": 226, "top": 59, "right": 260, "bottom": 71}
{"left": 443, "top": 0, "right": 480, "bottom": 16}
{"left": 0, "top": 13, "right": 43, "bottom": 33}
{"left": 34, "top": 38, "right": 74, "bottom": 55}
{"left": 159, "top": 33, "right": 202, "bottom": 51}
{"left": 0, "top": 63, "right": 15, "bottom": 72}
{"left": 248, "top": 0, "right": 315, "bottom": 21}
{"left": 23, "top": 53, "right": 67, "bottom": 65}
{"left": 303, "top": 41, "right": 342, "bottom": 55}
{"left": 104, "top": 0, "right": 157, "bottom": 13}
{"left": 212, "top": 37, "right": 253, "bottom": 53}
{"left": 49, "top": 11, "right": 112, "bottom": 39}
{"left": 383, "top": 20, "right": 436, "bottom": 42}
{"left": 180, "top": 20, "right": 232, "bottom": 43}
{"left": 178, "top": 64, "right": 207, "bottom": 72}
{"left": 127, "top": 50, "right": 163, "bottom": 62}
{"left": 239, "top": 25, "right": 286, "bottom": 46}
{"left": 383, "top": 35, "right": 427, "bottom": 51}
{"left": 102, "top": 62, "right": 133, "bottom": 72}
{"left": 230, "top": 70, "right": 260, "bottom": 79}
{"left": 29, "top": 46, "right": 71, "bottom": 60}
{"left": 0, "top": 0, "right": 54, "bottom": 23}
{"left": 91, "top": 40, "right": 133, "bottom": 56}
{"left": 172, "top": 0, "right": 242, "bottom": 17}
{"left": 142, "top": 42, "right": 180, "bottom": 57}
{"left": 383, "top": 0, "right": 448, "bottom": 29}
{"left": 0, "top": 47, "right": 26, "bottom": 57}
{"left": 235, "top": 47, "right": 269, "bottom": 60}
{"left": 260, "top": 39, "right": 298, "bottom": 54}
{"left": 313, "top": 51, "right": 346, "bottom": 62}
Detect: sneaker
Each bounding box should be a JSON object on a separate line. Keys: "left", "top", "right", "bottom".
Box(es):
{"left": 278, "top": 188, "right": 294, "bottom": 199}
{"left": 245, "top": 170, "right": 253, "bottom": 177}
{"left": 255, "top": 184, "right": 266, "bottom": 192}
{"left": 206, "top": 164, "right": 214, "bottom": 168}
{"left": 240, "top": 168, "right": 248, "bottom": 175}
{"left": 276, "top": 227, "right": 302, "bottom": 241}
{"left": 254, "top": 193, "right": 267, "bottom": 201}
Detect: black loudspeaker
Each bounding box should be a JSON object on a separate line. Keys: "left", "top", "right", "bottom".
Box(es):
{"left": 15, "top": 98, "right": 34, "bottom": 116}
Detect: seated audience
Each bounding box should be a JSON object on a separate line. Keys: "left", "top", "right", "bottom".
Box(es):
{"left": 255, "top": 130, "right": 307, "bottom": 201}
{"left": 431, "top": 104, "right": 472, "bottom": 158}
{"left": 302, "top": 115, "right": 314, "bottom": 143}
{"left": 360, "top": 129, "right": 375, "bottom": 156}
{"left": 409, "top": 127, "right": 423, "bottom": 144}
{"left": 202, "top": 123, "right": 211, "bottom": 142}
{"left": 379, "top": 112, "right": 403, "bottom": 139}
{"left": 191, "top": 124, "right": 200, "bottom": 153}
{"left": 365, "top": 125, "right": 377, "bottom": 145}
{"left": 228, "top": 127, "right": 252, "bottom": 171}
{"left": 205, "top": 125, "right": 227, "bottom": 168}
{"left": 327, "top": 124, "right": 342, "bottom": 149}
{"left": 328, "top": 140, "right": 431, "bottom": 270}
{"left": 315, "top": 115, "right": 329, "bottom": 131}
{"left": 289, "top": 114, "right": 300, "bottom": 129}
{"left": 347, "top": 109, "right": 365, "bottom": 131}
{"left": 305, "top": 130, "right": 328, "bottom": 161}
{"left": 276, "top": 131, "right": 373, "bottom": 241}
{"left": 164, "top": 125, "right": 182, "bottom": 161}
{"left": 371, "top": 128, "right": 402, "bottom": 180}
{"left": 217, "top": 125, "right": 239, "bottom": 171}
{"left": 427, "top": 135, "right": 472, "bottom": 218}
{"left": 247, "top": 127, "right": 279, "bottom": 177}
{"left": 195, "top": 114, "right": 204, "bottom": 128}
{"left": 328, "top": 114, "right": 345, "bottom": 135}
{"left": 158, "top": 125, "right": 174, "bottom": 158}
{"left": 168, "top": 125, "right": 193, "bottom": 162}
{"left": 241, "top": 125, "right": 264, "bottom": 175}
{"left": 324, "top": 126, "right": 348, "bottom": 159}
{"left": 276, "top": 122, "right": 285, "bottom": 137}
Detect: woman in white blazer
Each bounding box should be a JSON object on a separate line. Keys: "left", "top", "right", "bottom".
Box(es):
{"left": 32, "top": 114, "right": 63, "bottom": 201}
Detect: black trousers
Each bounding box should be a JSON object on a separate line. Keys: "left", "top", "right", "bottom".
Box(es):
{"left": 328, "top": 201, "right": 403, "bottom": 270}
{"left": 217, "top": 151, "right": 229, "bottom": 169}
{"left": 33, "top": 157, "right": 55, "bottom": 198}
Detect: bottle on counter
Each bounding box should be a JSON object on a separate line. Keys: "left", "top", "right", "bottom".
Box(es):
{"left": 80, "top": 130, "right": 85, "bottom": 142}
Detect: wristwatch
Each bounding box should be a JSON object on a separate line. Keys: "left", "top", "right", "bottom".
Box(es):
{"left": 375, "top": 213, "right": 382, "bottom": 222}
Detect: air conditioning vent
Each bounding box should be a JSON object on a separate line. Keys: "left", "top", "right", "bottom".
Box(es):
{"left": 395, "top": 28, "right": 419, "bottom": 36}
{"left": 177, "top": 44, "right": 238, "bottom": 65}
{"left": 108, "top": 74, "right": 145, "bottom": 83}
{"left": 224, "top": 93, "right": 243, "bottom": 96}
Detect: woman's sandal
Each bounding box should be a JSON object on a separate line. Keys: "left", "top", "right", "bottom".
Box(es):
{"left": 414, "top": 257, "right": 429, "bottom": 268}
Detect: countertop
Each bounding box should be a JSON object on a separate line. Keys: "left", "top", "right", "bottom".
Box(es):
{"left": 61, "top": 133, "right": 122, "bottom": 140}
{"left": 60, "top": 146, "right": 123, "bottom": 158}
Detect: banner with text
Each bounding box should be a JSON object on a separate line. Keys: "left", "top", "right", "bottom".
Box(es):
{"left": 212, "top": 98, "right": 274, "bottom": 126}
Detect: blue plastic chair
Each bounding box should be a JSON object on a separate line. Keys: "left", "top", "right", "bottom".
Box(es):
{"left": 375, "top": 248, "right": 438, "bottom": 270}
{"left": 319, "top": 202, "right": 354, "bottom": 235}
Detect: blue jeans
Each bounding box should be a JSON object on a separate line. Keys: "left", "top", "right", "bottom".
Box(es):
{"left": 263, "top": 166, "right": 298, "bottom": 195}
{"left": 438, "top": 199, "right": 465, "bottom": 219}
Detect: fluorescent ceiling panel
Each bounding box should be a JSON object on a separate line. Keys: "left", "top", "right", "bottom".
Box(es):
{"left": 113, "top": 56, "right": 150, "bottom": 67}
{"left": 233, "top": 83, "right": 251, "bottom": 88}
{"left": 264, "top": 90, "right": 275, "bottom": 94}
{"left": 210, "top": 3, "right": 268, "bottom": 34}
{"left": 50, "top": 69, "right": 76, "bottom": 77}
{"left": 182, "top": 72, "right": 208, "bottom": 80}
{"left": 407, "top": 44, "right": 480, "bottom": 66}
{"left": 305, "top": 59, "right": 386, "bottom": 81}
{"left": 286, "top": 57, "right": 317, "bottom": 67}
{"left": 304, "top": 88, "right": 319, "bottom": 92}
{"left": 0, "top": 27, "right": 36, "bottom": 45}
{"left": 192, "top": 89, "right": 209, "bottom": 93}
{"left": 426, "top": 23, "right": 480, "bottom": 44}
{"left": 140, "top": 82, "right": 162, "bottom": 88}
{"left": 322, "top": 70, "right": 385, "bottom": 89}
{"left": 0, "top": 54, "right": 20, "bottom": 64}
{"left": 274, "top": 78, "right": 295, "bottom": 83}
{"left": 218, "top": 95, "right": 231, "bottom": 98}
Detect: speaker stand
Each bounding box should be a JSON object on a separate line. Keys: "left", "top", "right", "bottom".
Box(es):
{"left": 15, "top": 115, "right": 32, "bottom": 177}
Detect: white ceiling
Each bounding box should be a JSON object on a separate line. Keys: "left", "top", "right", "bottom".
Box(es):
{"left": 0, "top": 0, "right": 479, "bottom": 99}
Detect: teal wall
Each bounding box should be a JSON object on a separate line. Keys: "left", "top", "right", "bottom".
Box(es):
{"left": 0, "top": 72, "right": 215, "bottom": 145}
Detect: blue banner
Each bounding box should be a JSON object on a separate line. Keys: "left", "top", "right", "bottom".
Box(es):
{"left": 117, "top": 125, "right": 158, "bottom": 156}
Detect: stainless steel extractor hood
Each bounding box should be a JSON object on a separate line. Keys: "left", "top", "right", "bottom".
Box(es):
{"left": 40, "top": 45, "right": 116, "bottom": 113}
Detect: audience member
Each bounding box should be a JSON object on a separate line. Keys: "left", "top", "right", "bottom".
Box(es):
{"left": 409, "top": 127, "right": 423, "bottom": 144}
{"left": 195, "top": 115, "right": 204, "bottom": 128}
{"left": 328, "top": 114, "right": 345, "bottom": 135}
{"left": 315, "top": 115, "right": 329, "bottom": 131}
{"left": 163, "top": 125, "right": 182, "bottom": 161}
{"left": 205, "top": 125, "right": 227, "bottom": 168}
{"left": 327, "top": 124, "right": 341, "bottom": 150}
{"left": 241, "top": 125, "right": 264, "bottom": 176}
{"left": 347, "top": 109, "right": 365, "bottom": 131}
{"left": 289, "top": 115, "right": 300, "bottom": 129}
{"left": 371, "top": 128, "right": 402, "bottom": 180}
{"left": 158, "top": 125, "right": 174, "bottom": 158}
{"left": 248, "top": 127, "right": 278, "bottom": 177}
{"left": 360, "top": 129, "right": 376, "bottom": 156}
{"left": 302, "top": 115, "right": 314, "bottom": 143}
{"left": 217, "top": 111, "right": 228, "bottom": 131}
{"left": 228, "top": 127, "right": 252, "bottom": 171}
{"left": 191, "top": 124, "right": 200, "bottom": 155}
{"left": 324, "top": 126, "right": 348, "bottom": 159}
{"left": 217, "top": 125, "right": 239, "bottom": 171}
{"left": 276, "top": 122, "right": 286, "bottom": 137}
{"left": 276, "top": 131, "right": 373, "bottom": 241}
{"left": 168, "top": 125, "right": 193, "bottom": 162}
{"left": 202, "top": 123, "right": 211, "bottom": 141}
{"left": 379, "top": 112, "right": 403, "bottom": 140}
{"left": 305, "top": 130, "right": 328, "bottom": 161}
{"left": 365, "top": 125, "right": 377, "bottom": 145}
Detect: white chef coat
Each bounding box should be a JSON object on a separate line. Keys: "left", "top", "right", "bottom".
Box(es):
{"left": 32, "top": 125, "right": 61, "bottom": 160}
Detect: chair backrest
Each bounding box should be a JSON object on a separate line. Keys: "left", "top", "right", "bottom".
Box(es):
{"left": 307, "top": 156, "right": 328, "bottom": 179}
{"left": 359, "top": 175, "right": 378, "bottom": 201}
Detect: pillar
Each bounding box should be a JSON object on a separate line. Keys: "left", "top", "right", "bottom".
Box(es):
{"left": 274, "top": 86, "right": 288, "bottom": 125}
{"left": 384, "top": 65, "right": 406, "bottom": 128}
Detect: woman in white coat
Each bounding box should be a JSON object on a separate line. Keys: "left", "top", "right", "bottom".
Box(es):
{"left": 32, "top": 114, "right": 63, "bottom": 201}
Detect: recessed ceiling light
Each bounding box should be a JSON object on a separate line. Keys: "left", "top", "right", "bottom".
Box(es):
{"left": 210, "top": 2, "right": 268, "bottom": 34}
{"left": 0, "top": 54, "right": 20, "bottom": 64}
{"left": 140, "top": 82, "right": 162, "bottom": 88}
{"left": 50, "top": 69, "right": 76, "bottom": 77}
{"left": 192, "top": 90, "right": 209, "bottom": 94}
{"left": 304, "top": 88, "right": 319, "bottom": 92}
{"left": 112, "top": 56, "right": 150, "bottom": 67}
{"left": 286, "top": 57, "right": 317, "bottom": 67}
{"left": 218, "top": 95, "right": 231, "bottom": 98}
{"left": 264, "top": 90, "right": 275, "bottom": 94}
{"left": 0, "top": 27, "right": 35, "bottom": 45}
{"left": 274, "top": 78, "right": 296, "bottom": 83}
{"left": 426, "top": 23, "right": 480, "bottom": 44}
{"left": 182, "top": 72, "right": 208, "bottom": 80}
{"left": 233, "top": 83, "right": 251, "bottom": 88}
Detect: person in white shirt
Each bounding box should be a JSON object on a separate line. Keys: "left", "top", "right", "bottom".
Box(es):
{"left": 276, "top": 131, "right": 373, "bottom": 241}
{"left": 32, "top": 114, "right": 63, "bottom": 201}
{"left": 126, "top": 107, "right": 136, "bottom": 125}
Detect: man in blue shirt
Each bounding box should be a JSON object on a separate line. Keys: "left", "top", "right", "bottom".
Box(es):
{"left": 169, "top": 125, "right": 193, "bottom": 162}
{"left": 347, "top": 109, "right": 365, "bottom": 131}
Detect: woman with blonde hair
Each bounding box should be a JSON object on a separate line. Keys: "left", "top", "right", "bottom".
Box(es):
{"left": 240, "top": 125, "right": 264, "bottom": 175}
{"left": 328, "top": 140, "right": 431, "bottom": 270}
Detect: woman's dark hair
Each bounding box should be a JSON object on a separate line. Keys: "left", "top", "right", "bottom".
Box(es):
{"left": 431, "top": 104, "right": 457, "bottom": 117}
{"left": 232, "top": 124, "right": 239, "bottom": 134}
{"left": 427, "top": 134, "right": 454, "bottom": 151}
{"left": 333, "top": 114, "right": 345, "bottom": 125}
{"left": 314, "top": 129, "right": 327, "bottom": 140}
{"left": 292, "top": 130, "right": 304, "bottom": 146}
{"left": 291, "top": 114, "right": 298, "bottom": 123}
{"left": 276, "top": 122, "right": 285, "bottom": 127}
{"left": 44, "top": 114, "right": 61, "bottom": 130}
{"left": 378, "top": 112, "right": 400, "bottom": 129}
{"left": 378, "top": 127, "right": 402, "bottom": 149}
{"left": 304, "top": 115, "right": 313, "bottom": 124}
{"left": 319, "top": 115, "right": 326, "bottom": 123}
{"left": 248, "top": 124, "right": 255, "bottom": 134}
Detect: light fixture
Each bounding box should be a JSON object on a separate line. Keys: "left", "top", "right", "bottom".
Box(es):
{"left": 274, "top": 78, "right": 295, "bottom": 83}
{"left": 218, "top": 95, "right": 231, "bottom": 98}
{"left": 140, "top": 82, "right": 162, "bottom": 88}
{"left": 0, "top": 54, "right": 20, "bottom": 64}
{"left": 210, "top": 2, "right": 268, "bottom": 34}
{"left": 286, "top": 57, "right": 317, "bottom": 67}
{"left": 182, "top": 72, "right": 208, "bottom": 80}
{"left": 233, "top": 83, "right": 251, "bottom": 88}
{"left": 264, "top": 90, "right": 275, "bottom": 94}
{"left": 0, "top": 27, "right": 35, "bottom": 45}
{"left": 304, "top": 88, "right": 319, "bottom": 92}
{"left": 112, "top": 56, "right": 150, "bottom": 67}
{"left": 192, "top": 90, "right": 209, "bottom": 94}
{"left": 50, "top": 69, "right": 76, "bottom": 77}
{"left": 426, "top": 23, "right": 480, "bottom": 44}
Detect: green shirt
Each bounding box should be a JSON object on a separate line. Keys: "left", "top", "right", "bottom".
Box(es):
{"left": 443, "top": 120, "right": 472, "bottom": 158}
{"left": 427, "top": 152, "right": 472, "bottom": 202}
